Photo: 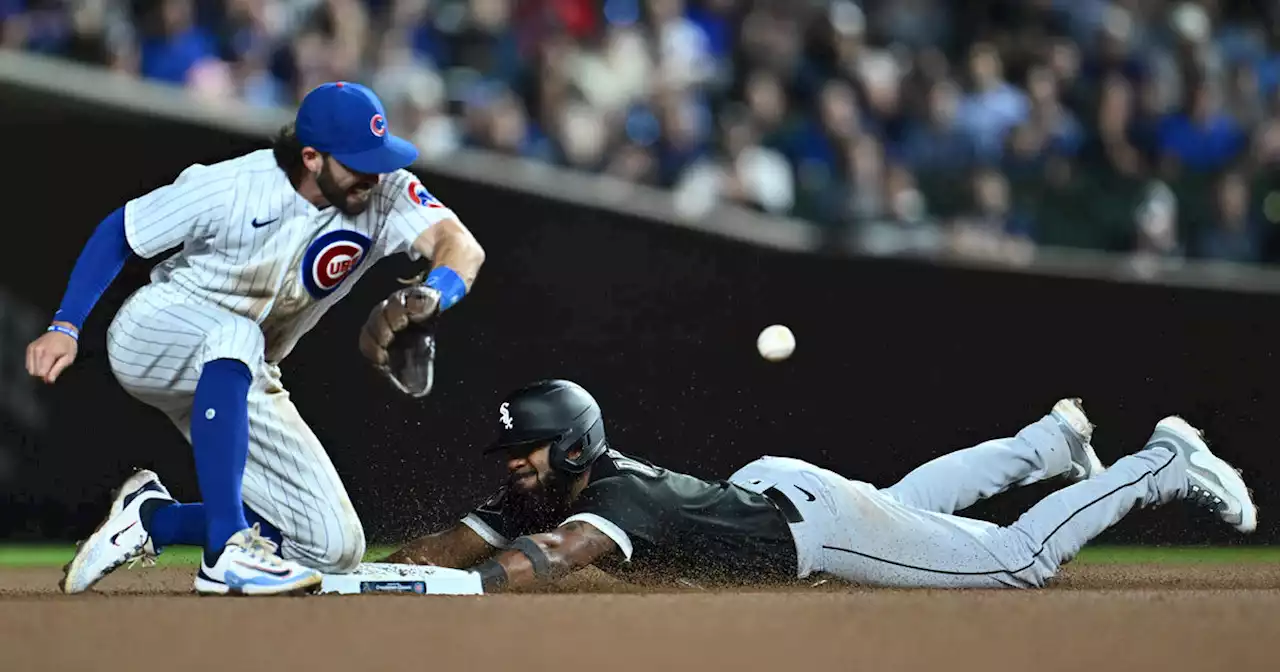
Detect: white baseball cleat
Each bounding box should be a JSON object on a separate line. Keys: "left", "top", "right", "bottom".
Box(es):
{"left": 1148, "top": 416, "right": 1258, "bottom": 534}
{"left": 194, "top": 524, "right": 322, "bottom": 596}
{"left": 61, "top": 469, "right": 174, "bottom": 594}
{"left": 1051, "top": 398, "right": 1106, "bottom": 481}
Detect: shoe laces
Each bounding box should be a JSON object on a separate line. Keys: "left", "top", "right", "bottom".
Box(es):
{"left": 1188, "top": 481, "right": 1226, "bottom": 514}
{"left": 236, "top": 523, "right": 284, "bottom": 566}
{"left": 125, "top": 537, "right": 160, "bottom": 570}
{"left": 126, "top": 553, "right": 158, "bottom": 570}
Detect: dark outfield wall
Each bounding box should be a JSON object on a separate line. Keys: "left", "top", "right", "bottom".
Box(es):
{"left": 2, "top": 84, "right": 1277, "bottom": 547}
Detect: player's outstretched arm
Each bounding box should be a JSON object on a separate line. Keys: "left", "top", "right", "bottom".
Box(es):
{"left": 29, "top": 162, "right": 223, "bottom": 384}
{"left": 469, "top": 521, "right": 619, "bottom": 593}
{"left": 409, "top": 217, "right": 485, "bottom": 301}
{"left": 381, "top": 523, "right": 497, "bottom": 568}
{"left": 26, "top": 207, "right": 134, "bottom": 384}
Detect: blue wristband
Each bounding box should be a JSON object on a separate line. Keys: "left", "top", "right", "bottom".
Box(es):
{"left": 48, "top": 324, "right": 79, "bottom": 341}
{"left": 424, "top": 266, "right": 466, "bottom": 311}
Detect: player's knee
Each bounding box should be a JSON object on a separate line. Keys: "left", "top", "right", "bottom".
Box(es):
{"left": 331, "top": 528, "right": 367, "bottom": 574}
{"left": 199, "top": 318, "right": 266, "bottom": 367}
{"left": 305, "top": 513, "right": 366, "bottom": 573}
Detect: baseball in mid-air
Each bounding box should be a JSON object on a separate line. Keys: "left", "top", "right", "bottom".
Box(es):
{"left": 756, "top": 324, "right": 795, "bottom": 362}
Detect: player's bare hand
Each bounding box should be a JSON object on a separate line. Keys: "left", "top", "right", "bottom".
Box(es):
{"left": 359, "top": 286, "right": 440, "bottom": 367}
{"left": 26, "top": 324, "right": 79, "bottom": 384}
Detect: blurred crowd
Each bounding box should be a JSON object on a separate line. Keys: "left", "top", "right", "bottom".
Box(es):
{"left": 5, "top": 0, "right": 1280, "bottom": 268}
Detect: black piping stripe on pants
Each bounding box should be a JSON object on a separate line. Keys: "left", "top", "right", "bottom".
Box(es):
{"left": 821, "top": 450, "right": 1178, "bottom": 577}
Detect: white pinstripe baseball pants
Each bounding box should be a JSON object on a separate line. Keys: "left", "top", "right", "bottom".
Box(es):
{"left": 105, "top": 284, "right": 365, "bottom": 573}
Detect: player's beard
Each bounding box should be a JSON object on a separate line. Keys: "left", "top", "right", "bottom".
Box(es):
{"left": 316, "top": 160, "right": 372, "bottom": 216}
{"left": 510, "top": 467, "right": 573, "bottom": 511}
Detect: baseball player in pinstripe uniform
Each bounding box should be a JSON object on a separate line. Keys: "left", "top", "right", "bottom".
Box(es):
{"left": 25, "top": 81, "right": 486, "bottom": 596}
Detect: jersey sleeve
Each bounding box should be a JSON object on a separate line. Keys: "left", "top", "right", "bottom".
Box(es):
{"left": 459, "top": 485, "right": 529, "bottom": 549}
{"left": 123, "top": 163, "right": 234, "bottom": 259}
{"left": 562, "top": 477, "right": 660, "bottom": 562}
{"left": 381, "top": 170, "right": 461, "bottom": 259}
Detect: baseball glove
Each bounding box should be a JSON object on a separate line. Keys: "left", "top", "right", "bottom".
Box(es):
{"left": 360, "top": 285, "right": 440, "bottom": 398}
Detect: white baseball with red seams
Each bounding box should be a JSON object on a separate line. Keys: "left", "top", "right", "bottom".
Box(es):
{"left": 756, "top": 324, "right": 795, "bottom": 361}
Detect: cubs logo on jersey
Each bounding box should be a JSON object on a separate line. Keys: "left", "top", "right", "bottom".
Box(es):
{"left": 301, "top": 229, "right": 372, "bottom": 299}
{"left": 408, "top": 180, "right": 444, "bottom": 208}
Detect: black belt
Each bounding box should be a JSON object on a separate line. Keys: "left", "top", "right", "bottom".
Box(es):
{"left": 762, "top": 486, "right": 805, "bottom": 524}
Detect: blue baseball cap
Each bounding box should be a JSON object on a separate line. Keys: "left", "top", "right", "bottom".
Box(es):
{"left": 295, "top": 81, "right": 420, "bottom": 175}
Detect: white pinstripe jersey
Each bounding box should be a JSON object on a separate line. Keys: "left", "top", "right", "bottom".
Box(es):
{"left": 123, "top": 149, "right": 458, "bottom": 364}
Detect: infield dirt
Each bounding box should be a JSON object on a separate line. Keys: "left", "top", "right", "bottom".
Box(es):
{"left": 1, "top": 563, "right": 1277, "bottom": 672}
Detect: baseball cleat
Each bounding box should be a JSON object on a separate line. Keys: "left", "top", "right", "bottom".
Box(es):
{"left": 60, "top": 469, "right": 174, "bottom": 594}
{"left": 1148, "top": 416, "right": 1258, "bottom": 534}
{"left": 194, "top": 524, "right": 322, "bottom": 596}
{"left": 1051, "top": 398, "right": 1105, "bottom": 481}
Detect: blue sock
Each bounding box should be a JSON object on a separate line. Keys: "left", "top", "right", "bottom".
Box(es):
{"left": 146, "top": 502, "right": 283, "bottom": 551}
{"left": 146, "top": 502, "right": 205, "bottom": 547}
{"left": 191, "top": 358, "right": 253, "bottom": 564}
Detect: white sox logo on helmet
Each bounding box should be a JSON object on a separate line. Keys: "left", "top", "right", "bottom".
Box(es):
{"left": 500, "top": 402, "right": 513, "bottom": 429}
{"left": 300, "top": 229, "right": 372, "bottom": 299}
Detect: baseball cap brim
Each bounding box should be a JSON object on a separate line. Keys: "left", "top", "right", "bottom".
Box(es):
{"left": 330, "top": 134, "right": 419, "bottom": 174}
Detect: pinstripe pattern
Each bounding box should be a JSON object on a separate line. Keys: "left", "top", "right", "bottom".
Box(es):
{"left": 104, "top": 150, "right": 460, "bottom": 572}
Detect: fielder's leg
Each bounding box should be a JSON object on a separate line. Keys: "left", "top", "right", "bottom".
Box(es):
{"left": 883, "top": 399, "right": 1104, "bottom": 515}
{"left": 235, "top": 364, "right": 367, "bottom": 574}
{"left": 155, "top": 363, "right": 366, "bottom": 574}
{"left": 60, "top": 291, "right": 321, "bottom": 595}
{"left": 145, "top": 502, "right": 284, "bottom": 548}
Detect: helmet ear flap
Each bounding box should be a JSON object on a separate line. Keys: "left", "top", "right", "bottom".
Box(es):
{"left": 551, "top": 436, "right": 589, "bottom": 474}
{"left": 551, "top": 419, "right": 607, "bottom": 473}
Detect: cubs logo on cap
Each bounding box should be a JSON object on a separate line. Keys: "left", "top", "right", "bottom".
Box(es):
{"left": 295, "top": 81, "right": 420, "bottom": 174}
{"left": 407, "top": 180, "right": 444, "bottom": 208}
{"left": 300, "top": 229, "right": 373, "bottom": 299}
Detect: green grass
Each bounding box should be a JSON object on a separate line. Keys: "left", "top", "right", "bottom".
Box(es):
{"left": 1065, "top": 545, "right": 1280, "bottom": 565}
{"left": 0, "top": 544, "right": 1276, "bottom": 569}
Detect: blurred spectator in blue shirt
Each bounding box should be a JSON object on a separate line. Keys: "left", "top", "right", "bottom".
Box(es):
{"left": 947, "top": 168, "right": 1035, "bottom": 263}
{"left": 655, "top": 87, "right": 711, "bottom": 186}
{"left": 741, "top": 68, "right": 799, "bottom": 158}
{"left": 139, "top": 0, "right": 219, "bottom": 85}
{"left": 1157, "top": 79, "right": 1247, "bottom": 173}
{"left": 1025, "top": 63, "right": 1084, "bottom": 158}
{"left": 895, "top": 79, "right": 977, "bottom": 174}
{"left": 1078, "top": 4, "right": 1148, "bottom": 87}
{"left": 954, "top": 42, "right": 1030, "bottom": 163}
{"left": 448, "top": 0, "right": 524, "bottom": 87}
{"left": 684, "top": 0, "right": 734, "bottom": 62}
{"left": 1196, "top": 170, "right": 1262, "bottom": 263}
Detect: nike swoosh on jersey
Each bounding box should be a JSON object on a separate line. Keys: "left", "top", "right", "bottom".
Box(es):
{"left": 251, "top": 217, "right": 279, "bottom": 228}
{"left": 794, "top": 485, "right": 816, "bottom": 501}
